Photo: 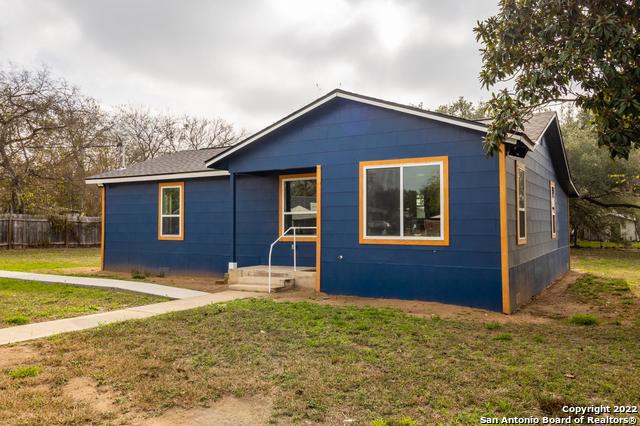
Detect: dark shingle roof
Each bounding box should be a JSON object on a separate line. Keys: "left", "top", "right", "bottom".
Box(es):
{"left": 87, "top": 147, "right": 227, "bottom": 180}
{"left": 476, "top": 111, "right": 556, "bottom": 143}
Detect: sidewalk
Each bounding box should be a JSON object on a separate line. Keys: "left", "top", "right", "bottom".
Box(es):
{"left": 0, "top": 270, "right": 208, "bottom": 299}
{"left": 0, "top": 291, "right": 261, "bottom": 345}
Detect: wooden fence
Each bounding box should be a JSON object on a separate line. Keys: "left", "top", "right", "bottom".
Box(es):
{"left": 0, "top": 214, "right": 101, "bottom": 249}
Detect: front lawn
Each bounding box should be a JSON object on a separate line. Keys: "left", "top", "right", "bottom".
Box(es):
{"left": 0, "top": 278, "right": 167, "bottom": 328}
{"left": 571, "top": 247, "right": 640, "bottom": 293}
{"left": 0, "top": 248, "right": 100, "bottom": 273}
{"left": 1, "top": 286, "right": 638, "bottom": 425}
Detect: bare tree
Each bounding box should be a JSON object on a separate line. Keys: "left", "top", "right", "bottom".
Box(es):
{"left": 178, "top": 116, "right": 244, "bottom": 150}
{"left": 0, "top": 67, "right": 74, "bottom": 213}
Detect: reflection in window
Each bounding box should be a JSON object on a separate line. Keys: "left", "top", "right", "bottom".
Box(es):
{"left": 159, "top": 184, "right": 183, "bottom": 238}
{"left": 516, "top": 163, "right": 527, "bottom": 243}
{"left": 282, "top": 177, "right": 316, "bottom": 236}
{"left": 364, "top": 161, "right": 444, "bottom": 240}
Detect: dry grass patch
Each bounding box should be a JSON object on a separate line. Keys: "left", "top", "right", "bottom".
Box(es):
{"left": 0, "top": 298, "right": 638, "bottom": 425}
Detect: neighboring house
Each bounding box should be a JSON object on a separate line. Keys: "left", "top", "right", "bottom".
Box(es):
{"left": 581, "top": 212, "right": 639, "bottom": 242}
{"left": 86, "top": 89, "right": 578, "bottom": 313}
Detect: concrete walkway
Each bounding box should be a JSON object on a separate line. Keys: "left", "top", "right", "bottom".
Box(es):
{"left": 0, "top": 291, "right": 261, "bottom": 345}
{"left": 0, "top": 270, "right": 208, "bottom": 299}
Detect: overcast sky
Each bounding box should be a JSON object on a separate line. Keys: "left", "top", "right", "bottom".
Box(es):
{"left": 0, "top": 0, "right": 499, "bottom": 132}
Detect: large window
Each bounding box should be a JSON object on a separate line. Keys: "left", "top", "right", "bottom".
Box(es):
{"left": 516, "top": 162, "right": 527, "bottom": 245}
{"left": 360, "top": 157, "right": 449, "bottom": 245}
{"left": 279, "top": 174, "right": 317, "bottom": 240}
{"left": 158, "top": 182, "right": 184, "bottom": 240}
{"left": 550, "top": 180, "right": 557, "bottom": 239}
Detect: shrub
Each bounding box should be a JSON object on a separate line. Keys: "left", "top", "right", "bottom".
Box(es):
{"left": 8, "top": 366, "right": 41, "bottom": 379}
{"left": 131, "top": 270, "right": 146, "bottom": 280}
{"left": 4, "top": 315, "right": 30, "bottom": 325}
{"left": 569, "top": 314, "right": 598, "bottom": 326}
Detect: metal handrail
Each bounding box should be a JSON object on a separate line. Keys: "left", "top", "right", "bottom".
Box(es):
{"left": 268, "top": 226, "right": 316, "bottom": 293}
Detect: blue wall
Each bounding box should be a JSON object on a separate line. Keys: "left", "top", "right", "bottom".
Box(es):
{"left": 506, "top": 133, "right": 571, "bottom": 309}
{"left": 104, "top": 177, "right": 231, "bottom": 276}
{"left": 235, "top": 173, "right": 316, "bottom": 268}
{"left": 224, "top": 98, "right": 504, "bottom": 311}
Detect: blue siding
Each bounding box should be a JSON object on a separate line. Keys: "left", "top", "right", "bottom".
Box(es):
{"left": 104, "top": 177, "right": 231, "bottom": 276}
{"left": 225, "top": 99, "right": 503, "bottom": 311}
{"left": 506, "top": 135, "right": 571, "bottom": 309}
{"left": 235, "top": 173, "right": 315, "bottom": 268}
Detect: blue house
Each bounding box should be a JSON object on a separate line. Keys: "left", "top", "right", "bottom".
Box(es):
{"left": 86, "top": 89, "right": 578, "bottom": 313}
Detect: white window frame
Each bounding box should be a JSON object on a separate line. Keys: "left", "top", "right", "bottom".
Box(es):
{"left": 362, "top": 160, "right": 445, "bottom": 241}
{"left": 516, "top": 162, "right": 527, "bottom": 245}
{"left": 550, "top": 180, "right": 557, "bottom": 239}
{"left": 159, "top": 183, "right": 183, "bottom": 239}
{"left": 280, "top": 175, "right": 317, "bottom": 238}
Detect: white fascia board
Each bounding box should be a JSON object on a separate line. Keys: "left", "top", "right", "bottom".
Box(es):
{"left": 205, "top": 91, "right": 530, "bottom": 166}
{"left": 204, "top": 92, "right": 340, "bottom": 166}
{"left": 85, "top": 170, "right": 229, "bottom": 185}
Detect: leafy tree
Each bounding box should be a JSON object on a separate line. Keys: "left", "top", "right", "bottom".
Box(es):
{"left": 562, "top": 106, "right": 640, "bottom": 243}
{"left": 435, "top": 97, "right": 488, "bottom": 120}
{"left": 475, "top": 0, "right": 640, "bottom": 158}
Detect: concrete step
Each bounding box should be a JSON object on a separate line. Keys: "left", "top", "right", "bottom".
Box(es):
{"left": 228, "top": 283, "right": 288, "bottom": 293}
{"left": 230, "top": 276, "right": 294, "bottom": 286}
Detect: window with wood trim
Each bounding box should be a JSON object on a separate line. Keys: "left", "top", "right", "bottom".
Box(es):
{"left": 158, "top": 182, "right": 184, "bottom": 240}
{"left": 359, "top": 157, "right": 449, "bottom": 245}
{"left": 516, "top": 162, "right": 527, "bottom": 244}
{"left": 279, "top": 174, "right": 317, "bottom": 240}
{"left": 550, "top": 181, "right": 557, "bottom": 239}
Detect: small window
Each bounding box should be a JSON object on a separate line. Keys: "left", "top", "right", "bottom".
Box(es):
{"left": 360, "top": 157, "right": 449, "bottom": 245}
{"left": 516, "top": 162, "right": 527, "bottom": 244}
{"left": 279, "top": 174, "right": 317, "bottom": 240}
{"left": 158, "top": 182, "right": 184, "bottom": 240}
{"left": 550, "top": 181, "right": 557, "bottom": 239}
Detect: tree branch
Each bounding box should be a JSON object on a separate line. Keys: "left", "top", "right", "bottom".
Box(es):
{"left": 581, "top": 196, "right": 640, "bottom": 210}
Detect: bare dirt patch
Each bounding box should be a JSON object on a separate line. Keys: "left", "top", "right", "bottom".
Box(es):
{"left": 0, "top": 346, "right": 38, "bottom": 369}
{"left": 62, "top": 377, "right": 117, "bottom": 413}
{"left": 273, "top": 285, "right": 565, "bottom": 325}
{"left": 519, "top": 271, "right": 590, "bottom": 319}
{"left": 134, "top": 395, "right": 273, "bottom": 426}
{"left": 82, "top": 270, "right": 227, "bottom": 293}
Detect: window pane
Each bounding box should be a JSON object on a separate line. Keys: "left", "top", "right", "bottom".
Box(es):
{"left": 517, "top": 169, "right": 525, "bottom": 208}
{"left": 518, "top": 210, "right": 526, "bottom": 239}
{"left": 162, "top": 216, "right": 180, "bottom": 236}
{"left": 284, "top": 214, "right": 316, "bottom": 235}
{"left": 366, "top": 167, "right": 400, "bottom": 236}
{"left": 285, "top": 179, "right": 316, "bottom": 213}
{"left": 162, "top": 187, "right": 180, "bottom": 215}
{"left": 403, "top": 164, "right": 441, "bottom": 237}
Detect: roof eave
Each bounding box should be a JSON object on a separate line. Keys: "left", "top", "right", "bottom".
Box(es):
{"left": 204, "top": 89, "right": 531, "bottom": 167}
{"left": 85, "top": 170, "right": 229, "bottom": 185}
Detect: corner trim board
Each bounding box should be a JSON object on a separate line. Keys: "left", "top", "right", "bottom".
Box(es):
{"left": 100, "top": 186, "right": 105, "bottom": 271}
{"left": 315, "top": 165, "right": 322, "bottom": 292}
{"left": 499, "top": 145, "right": 511, "bottom": 314}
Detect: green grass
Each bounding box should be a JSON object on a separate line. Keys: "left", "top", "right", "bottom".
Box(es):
{"left": 0, "top": 278, "right": 167, "bottom": 328}
{"left": 572, "top": 248, "right": 640, "bottom": 294}
{"left": 7, "top": 366, "right": 41, "bottom": 379}
{"left": 576, "top": 240, "right": 640, "bottom": 249}
{"left": 568, "top": 314, "right": 599, "bottom": 326}
{"left": 0, "top": 248, "right": 100, "bottom": 273}
{"left": 1, "top": 298, "right": 638, "bottom": 425}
